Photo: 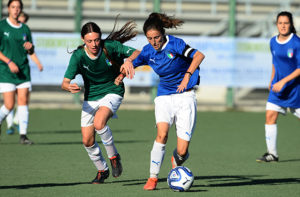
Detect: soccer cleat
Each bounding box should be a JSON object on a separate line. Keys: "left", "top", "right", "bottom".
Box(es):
{"left": 92, "top": 169, "right": 109, "bottom": 184}
{"left": 143, "top": 177, "right": 158, "bottom": 190}
{"left": 6, "top": 127, "right": 15, "bottom": 135}
{"left": 171, "top": 156, "right": 177, "bottom": 169}
{"left": 256, "top": 153, "right": 279, "bottom": 162}
{"left": 20, "top": 135, "right": 34, "bottom": 145}
{"left": 109, "top": 153, "right": 123, "bottom": 177}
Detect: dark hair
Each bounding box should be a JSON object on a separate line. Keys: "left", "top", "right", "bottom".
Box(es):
{"left": 19, "top": 11, "right": 29, "bottom": 23}
{"left": 143, "top": 12, "right": 184, "bottom": 35}
{"left": 276, "top": 11, "right": 296, "bottom": 34}
{"left": 7, "top": 0, "right": 23, "bottom": 10}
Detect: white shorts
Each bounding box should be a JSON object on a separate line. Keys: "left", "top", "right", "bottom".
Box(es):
{"left": 266, "top": 102, "right": 300, "bottom": 118}
{"left": 154, "top": 90, "right": 197, "bottom": 141}
{"left": 0, "top": 82, "right": 32, "bottom": 93}
{"left": 81, "top": 94, "right": 123, "bottom": 127}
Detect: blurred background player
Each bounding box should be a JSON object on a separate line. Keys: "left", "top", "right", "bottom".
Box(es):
{"left": 5, "top": 10, "right": 44, "bottom": 135}
{"left": 61, "top": 20, "right": 139, "bottom": 184}
{"left": 0, "top": 0, "right": 35, "bottom": 144}
{"left": 116, "top": 12, "right": 205, "bottom": 190}
{"left": 256, "top": 11, "right": 300, "bottom": 162}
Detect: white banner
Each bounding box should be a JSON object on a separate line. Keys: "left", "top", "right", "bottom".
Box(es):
{"left": 30, "top": 33, "right": 272, "bottom": 88}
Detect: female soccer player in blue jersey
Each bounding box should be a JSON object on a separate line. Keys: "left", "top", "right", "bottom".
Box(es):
{"left": 0, "top": 0, "right": 35, "bottom": 144}
{"left": 62, "top": 21, "right": 139, "bottom": 184}
{"left": 256, "top": 11, "right": 300, "bottom": 162}
{"left": 116, "top": 12, "right": 205, "bottom": 190}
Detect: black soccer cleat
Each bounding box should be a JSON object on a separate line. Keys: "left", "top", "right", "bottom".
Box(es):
{"left": 20, "top": 135, "right": 34, "bottom": 145}
{"left": 256, "top": 152, "right": 279, "bottom": 162}
{"left": 110, "top": 153, "right": 123, "bottom": 177}
{"left": 92, "top": 169, "right": 109, "bottom": 184}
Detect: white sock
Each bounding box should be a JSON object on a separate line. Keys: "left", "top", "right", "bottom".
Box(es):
{"left": 18, "top": 105, "right": 29, "bottom": 135}
{"left": 13, "top": 108, "right": 19, "bottom": 125}
{"left": 96, "top": 125, "right": 117, "bottom": 158}
{"left": 265, "top": 124, "right": 278, "bottom": 157}
{"left": 6, "top": 110, "right": 14, "bottom": 128}
{"left": 84, "top": 142, "right": 108, "bottom": 171}
{"left": 149, "top": 141, "right": 166, "bottom": 178}
{"left": 0, "top": 105, "right": 10, "bottom": 124}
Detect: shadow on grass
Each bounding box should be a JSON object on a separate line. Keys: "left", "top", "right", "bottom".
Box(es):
{"left": 0, "top": 182, "right": 90, "bottom": 189}
{"left": 279, "top": 159, "right": 300, "bottom": 163}
{"left": 30, "top": 129, "right": 133, "bottom": 135}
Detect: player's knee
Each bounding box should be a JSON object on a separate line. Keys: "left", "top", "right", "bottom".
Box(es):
{"left": 94, "top": 121, "right": 106, "bottom": 131}
{"left": 265, "top": 112, "right": 277, "bottom": 124}
{"left": 82, "top": 138, "right": 94, "bottom": 147}
{"left": 156, "top": 134, "right": 168, "bottom": 144}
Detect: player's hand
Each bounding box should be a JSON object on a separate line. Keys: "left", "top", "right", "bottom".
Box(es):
{"left": 23, "top": 42, "right": 33, "bottom": 50}
{"left": 114, "top": 73, "right": 125, "bottom": 86}
{"left": 38, "top": 64, "right": 44, "bottom": 72}
{"left": 176, "top": 74, "right": 190, "bottom": 93}
{"left": 8, "top": 61, "right": 19, "bottom": 73}
{"left": 68, "top": 83, "right": 81, "bottom": 93}
{"left": 272, "top": 80, "right": 285, "bottom": 93}
{"left": 120, "top": 59, "right": 135, "bottom": 79}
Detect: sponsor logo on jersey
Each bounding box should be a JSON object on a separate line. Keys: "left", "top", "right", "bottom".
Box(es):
{"left": 105, "top": 58, "right": 112, "bottom": 66}
{"left": 149, "top": 58, "right": 156, "bottom": 63}
{"left": 287, "top": 48, "right": 293, "bottom": 58}
{"left": 126, "top": 48, "right": 132, "bottom": 54}
{"left": 4, "top": 32, "right": 9, "bottom": 37}
{"left": 166, "top": 52, "right": 174, "bottom": 59}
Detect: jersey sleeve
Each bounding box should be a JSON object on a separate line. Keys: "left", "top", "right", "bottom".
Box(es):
{"left": 64, "top": 51, "right": 80, "bottom": 80}
{"left": 295, "top": 37, "right": 300, "bottom": 69}
{"left": 24, "top": 24, "right": 32, "bottom": 43}
{"left": 174, "top": 37, "right": 197, "bottom": 58}
{"left": 113, "top": 40, "right": 136, "bottom": 58}
{"left": 132, "top": 47, "right": 148, "bottom": 68}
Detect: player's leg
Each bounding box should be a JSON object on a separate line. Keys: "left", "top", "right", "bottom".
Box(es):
{"left": 256, "top": 102, "right": 282, "bottom": 162}
{"left": 17, "top": 86, "right": 32, "bottom": 144}
{"left": 0, "top": 86, "right": 16, "bottom": 136}
{"left": 81, "top": 125, "right": 109, "bottom": 184}
{"left": 6, "top": 109, "right": 15, "bottom": 135}
{"left": 144, "top": 95, "right": 173, "bottom": 190}
{"left": 94, "top": 94, "right": 123, "bottom": 177}
{"left": 172, "top": 90, "right": 196, "bottom": 168}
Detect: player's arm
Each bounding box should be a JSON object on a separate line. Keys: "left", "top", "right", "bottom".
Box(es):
{"left": 0, "top": 51, "right": 19, "bottom": 73}
{"left": 115, "top": 50, "right": 141, "bottom": 85}
{"left": 272, "top": 68, "right": 300, "bottom": 92}
{"left": 61, "top": 78, "right": 81, "bottom": 93}
{"left": 29, "top": 53, "right": 43, "bottom": 71}
{"left": 177, "top": 51, "right": 205, "bottom": 93}
{"left": 268, "top": 64, "right": 275, "bottom": 91}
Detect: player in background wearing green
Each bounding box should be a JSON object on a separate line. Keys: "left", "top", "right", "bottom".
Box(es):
{"left": 5, "top": 11, "right": 44, "bottom": 135}
{"left": 256, "top": 11, "right": 300, "bottom": 162}
{"left": 0, "top": 0, "right": 35, "bottom": 144}
{"left": 62, "top": 21, "right": 139, "bottom": 184}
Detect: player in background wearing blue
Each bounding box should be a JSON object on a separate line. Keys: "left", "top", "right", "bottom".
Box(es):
{"left": 62, "top": 21, "right": 139, "bottom": 184}
{"left": 6, "top": 11, "right": 44, "bottom": 135}
{"left": 256, "top": 11, "right": 300, "bottom": 162}
{"left": 0, "top": 0, "right": 35, "bottom": 144}
{"left": 115, "top": 12, "right": 205, "bottom": 190}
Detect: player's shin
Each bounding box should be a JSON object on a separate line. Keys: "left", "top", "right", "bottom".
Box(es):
{"left": 84, "top": 142, "right": 108, "bottom": 171}
{"left": 96, "top": 125, "right": 117, "bottom": 158}
{"left": 18, "top": 105, "right": 29, "bottom": 135}
{"left": 150, "top": 141, "right": 166, "bottom": 178}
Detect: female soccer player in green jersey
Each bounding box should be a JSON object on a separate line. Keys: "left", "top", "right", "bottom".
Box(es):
{"left": 0, "top": 0, "right": 35, "bottom": 144}
{"left": 62, "top": 21, "right": 139, "bottom": 184}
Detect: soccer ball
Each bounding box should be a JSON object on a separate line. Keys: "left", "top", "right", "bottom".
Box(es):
{"left": 167, "top": 166, "right": 194, "bottom": 192}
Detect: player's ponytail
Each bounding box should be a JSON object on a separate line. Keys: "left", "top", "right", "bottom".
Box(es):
{"left": 143, "top": 12, "right": 184, "bottom": 35}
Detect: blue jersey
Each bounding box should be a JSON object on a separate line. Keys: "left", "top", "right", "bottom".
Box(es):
{"left": 133, "top": 35, "right": 199, "bottom": 96}
{"left": 268, "top": 33, "right": 300, "bottom": 108}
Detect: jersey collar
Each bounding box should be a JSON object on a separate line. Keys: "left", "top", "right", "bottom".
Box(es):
{"left": 84, "top": 45, "right": 102, "bottom": 60}
{"left": 276, "top": 33, "right": 293, "bottom": 44}
{"left": 6, "top": 18, "right": 22, "bottom": 29}
{"left": 159, "top": 35, "right": 169, "bottom": 51}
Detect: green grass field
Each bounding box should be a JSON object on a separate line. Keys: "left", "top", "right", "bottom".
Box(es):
{"left": 0, "top": 109, "right": 299, "bottom": 197}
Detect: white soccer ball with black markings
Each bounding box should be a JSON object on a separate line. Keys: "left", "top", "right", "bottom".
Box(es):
{"left": 167, "top": 166, "right": 194, "bottom": 192}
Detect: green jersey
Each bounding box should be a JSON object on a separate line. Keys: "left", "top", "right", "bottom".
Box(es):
{"left": 0, "top": 18, "right": 32, "bottom": 84}
{"left": 64, "top": 40, "right": 135, "bottom": 101}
